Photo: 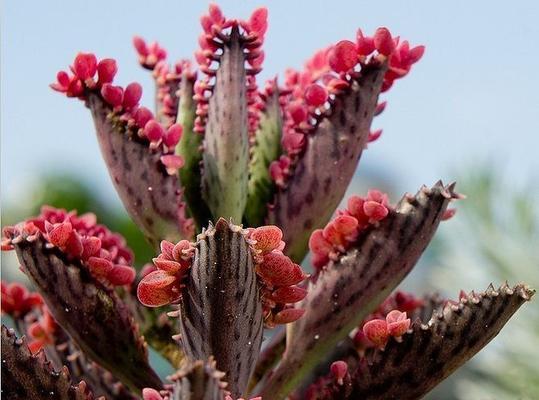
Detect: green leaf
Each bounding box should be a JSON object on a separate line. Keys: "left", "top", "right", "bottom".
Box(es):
{"left": 176, "top": 74, "right": 212, "bottom": 230}
{"left": 201, "top": 27, "right": 249, "bottom": 222}
{"left": 245, "top": 81, "right": 282, "bottom": 226}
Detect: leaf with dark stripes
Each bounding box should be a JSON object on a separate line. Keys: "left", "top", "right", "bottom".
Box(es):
{"left": 268, "top": 62, "right": 388, "bottom": 263}
{"left": 245, "top": 81, "right": 282, "bottom": 227}
{"left": 88, "top": 94, "right": 193, "bottom": 247}
{"left": 11, "top": 236, "right": 162, "bottom": 394}
{"left": 258, "top": 182, "right": 455, "bottom": 399}
{"left": 201, "top": 27, "right": 250, "bottom": 222}
{"left": 350, "top": 283, "right": 535, "bottom": 399}
{"left": 1, "top": 325, "right": 94, "bottom": 400}
{"left": 179, "top": 218, "right": 263, "bottom": 398}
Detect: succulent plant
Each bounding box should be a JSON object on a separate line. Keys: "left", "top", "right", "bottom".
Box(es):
{"left": 1, "top": 4, "right": 534, "bottom": 400}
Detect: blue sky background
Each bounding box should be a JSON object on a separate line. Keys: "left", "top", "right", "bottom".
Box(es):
{"left": 2, "top": 0, "right": 538, "bottom": 206}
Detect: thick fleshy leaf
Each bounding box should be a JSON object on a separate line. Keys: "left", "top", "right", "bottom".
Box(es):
{"left": 258, "top": 182, "right": 455, "bottom": 399}
{"left": 268, "top": 62, "right": 388, "bottom": 263}
{"left": 349, "top": 283, "right": 535, "bottom": 399}
{"left": 201, "top": 27, "right": 249, "bottom": 222}
{"left": 176, "top": 74, "right": 211, "bottom": 229}
{"left": 169, "top": 358, "right": 227, "bottom": 400}
{"left": 12, "top": 236, "right": 162, "bottom": 393}
{"left": 1, "top": 325, "right": 94, "bottom": 400}
{"left": 248, "top": 328, "right": 286, "bottom": 393}
{"left": 245, "top": 82, "right": 282, "bottom": 226}
{"left": 15, "top": 312, "right": 136, "bottom": 400}
{"left": 179, "top": 219, "right": 263, "bottom": 398}
{"left": 88, "top": 94, "right": 192, "bottom": 246}
{"left": 61, "top": 341, "right": 137, "bottom": 400}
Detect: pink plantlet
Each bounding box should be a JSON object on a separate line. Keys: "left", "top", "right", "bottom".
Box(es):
{"left": 442, "top": 208, "right": 457, "bottom": 221}
{"left": 96, "top": 58, "right": 117, "bottom": 85}
{"left": 122, "top": 82, "right": 143, "bottom": 109}
{"left": 374, "top": 27, "right": 395, "bottom": 56}
{"left": 328, "top": 40, "right": 358, "bottom": 73}
{"left": 137, "top": 239, "right": 194, "bottom": 307}
{"left": 73, "top": 52, "right": 97, "bottom": 82}
{"left": 272, "top": 308, "right": 305, "bottom": 324}
{"left": 288, "top": 102, "right": 308, "bottom": 124}
{"left": 133, "top": 106, "right": 154, "bottom": 128}
{"left": 385, "top": 310, "right": 411, "bottom": 338}
{"left": 163, "top": 124, "right": 183, "bottom": 148}
{"left": 1, "top": 281, "right": 43, "bottom": 318}
{"left": 271, "top": 286, "right": 307, "bottom": 303}
{"left": 363, "top": 318, "right": 389, "bottom": 348}
{"left": 330, "top": 360, "right": 348, "bottom": 386}
{"left": 160, "top": 154, "right": 185, "bottom": 175}
{"left": 27, "top": 306, "right": 57, "bottom": 354}
{"left": 247, "top": 7, "right": 268, "bottom": 37}
{"left": 368, "top": 129, "right": 383, "bottom": 143}
{"left": 250, "top": 225, "right": 284, "bottom": 254}
{"left": 142, "top": 388, "right": 164, "bottom": 400}
{"left": 256, "top": 251, "right": 306, "bottom": 288}
{"left": 208, "top": 3, "right": 225, "bottom": 25}
{"left": 356, "top": 28, "right": 375, "bottom": 56}
{"left": 304, "top": 84, "right": 328, "bottom": 107}
{"left": 101, "top": 83, "right": 124, "bottom": 108}
{"left": 143, "top": 120, "right": 165, "bottom": 142}
{"left": 49, "top": 71, "right": 71, "bottom": 92}
{"left": 133, "top": 36, "right": 149, "bottom": 57}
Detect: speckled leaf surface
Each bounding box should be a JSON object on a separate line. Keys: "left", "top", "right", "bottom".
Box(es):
{"left": 259, "top": 182, "right": 455, "bottom": 399}
{"left": 12, "top": 236, "right": 162, "bottom": 393}
{"left": 201, "top": 27, "right": 249, "bottom": 222}
{"left": 88, "top": 94, "right": 192, "bottom": 246}
{"left": 268, "top": 62, "right": 387, "bottom": 263}
{"left": 1, "top": 325, "right": 94, "bottom": 400}
{"left": 179, "top": 219, "right": 263, "bottom": 398}
{"left": 350, "top": 283, "right": 535, "bottom": 399}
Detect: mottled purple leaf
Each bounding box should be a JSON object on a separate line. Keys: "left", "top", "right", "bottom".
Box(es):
{"left": 12, "top": 236, "right": 162, "bottom": 393}
{"left": 88, "top": 94, "right": 192, "bottom": 246}
{"left": 268, "top": 62, "right": 388, "bottom": 263}
{"left": 258, "top": 182, "right": 455, "bottom": 399}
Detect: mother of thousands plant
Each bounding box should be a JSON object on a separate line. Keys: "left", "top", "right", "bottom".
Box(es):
{"left": 1, "top": 4, "right": 534, "bottom": 400}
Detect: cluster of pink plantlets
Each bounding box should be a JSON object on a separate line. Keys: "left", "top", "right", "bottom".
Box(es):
{"left": 269, "top": 28, "right": 424, "bottom": 188}
{"left": 248, "top": 226, "right": 308, "bottom": 326}
{"left": 193, "top": 5, "right": 267, "bottom": 136}
{"left": 1, "top": 3, "right": 534, "bottom": 400}
{"left": 1, "top": 282, "right": 43, "bottom": 318}
{"left": 137, "top": 239, "right": 195, "bottom": 307}
{"left": 50, "top": 52, "right": 185, "bottom": 176}
{"left": 309, "top": 190, "right": 390, "bottom": 269}
{"left": 2, "top": 206, "right": 135, "bottom": 287}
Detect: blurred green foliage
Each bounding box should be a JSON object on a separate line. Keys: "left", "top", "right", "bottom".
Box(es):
{"left": 425, "top": 166, "right": 539, "bottom": 400}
